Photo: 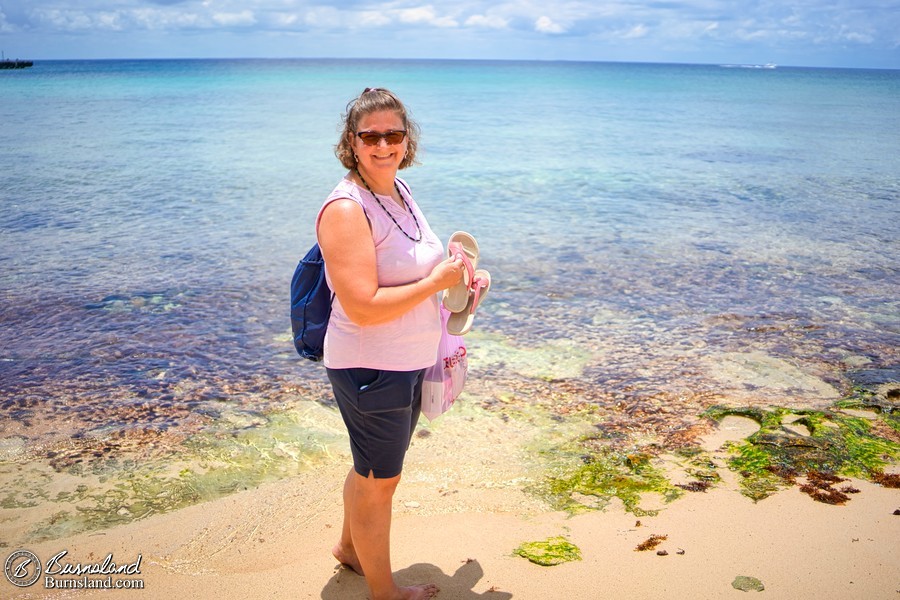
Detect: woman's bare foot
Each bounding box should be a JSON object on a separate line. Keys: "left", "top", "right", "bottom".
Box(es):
{"left": 332, "top": 543, "right": 364, "bottom": 576}
{"left": 396, "top": 584, "right": 439, "bottom": 600}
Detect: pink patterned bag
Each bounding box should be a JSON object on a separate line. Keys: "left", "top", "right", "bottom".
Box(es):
{"left": 421, "top": 305, "right": 468, "bottom": 421}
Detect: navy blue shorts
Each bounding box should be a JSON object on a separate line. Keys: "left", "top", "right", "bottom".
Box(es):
{"left": 326, "top": 367, "right": 425, "bottom": 479}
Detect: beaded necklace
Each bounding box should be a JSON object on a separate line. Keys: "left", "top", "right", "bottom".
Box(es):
{"left": 354, "top": 168, "right": 422, "bottom": 243}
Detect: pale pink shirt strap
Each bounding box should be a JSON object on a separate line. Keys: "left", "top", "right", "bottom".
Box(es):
{"left": 316, "top": 176, "right": 444, "bottom": 371}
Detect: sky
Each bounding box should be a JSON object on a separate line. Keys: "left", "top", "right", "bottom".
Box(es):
{"left": 1, "top": 0, "right": 898, "bottom": 69}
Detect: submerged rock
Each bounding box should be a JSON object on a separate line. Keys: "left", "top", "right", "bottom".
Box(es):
{"left": 703, "top": 351, "right": 840, "bottom": 407}
{"left": 848, "top": 367, "right": 900, "bottom": 390}
{"left": 848, "top": 368, "right": 900, "bottom": 413}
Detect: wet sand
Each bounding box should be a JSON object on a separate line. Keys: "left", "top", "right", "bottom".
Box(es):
{"left": 4, "top": 401, "right": 899, "bottom": 600}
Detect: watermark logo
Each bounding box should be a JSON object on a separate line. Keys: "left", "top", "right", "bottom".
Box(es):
{"left": 4, "top": 550, "right": 42, "bottom": 588}
{"left": 4, "top": 549, "right": 145, "bottom": 590}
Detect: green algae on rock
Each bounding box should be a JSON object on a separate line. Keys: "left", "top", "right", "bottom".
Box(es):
{"left": 514, "top": 536, "right": 582, "bottom": 566}
{"left": 704, "top": 404, "right": 900, "bottom": 501}
{"left": 538, "top": 443, "right": 682, "bottom": 515}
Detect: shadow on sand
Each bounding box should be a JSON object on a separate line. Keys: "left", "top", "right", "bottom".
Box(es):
{"left": 321, "top": 558, "right": 514, "bottom": 599}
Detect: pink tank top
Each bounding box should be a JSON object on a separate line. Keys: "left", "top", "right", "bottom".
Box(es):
{"left": 316, "top": 176, "right": 444, "bottom": 371}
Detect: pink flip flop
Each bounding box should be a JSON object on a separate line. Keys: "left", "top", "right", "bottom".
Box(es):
{"left": 442, "top": 231, "right": 480, "bottom": 313}
{"left": 447, "top": 269, "right": 491, "bottom": 336}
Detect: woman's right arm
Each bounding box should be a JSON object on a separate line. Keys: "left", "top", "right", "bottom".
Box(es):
{"left": 317, "top": 199, "right": 463, "bottom": 327}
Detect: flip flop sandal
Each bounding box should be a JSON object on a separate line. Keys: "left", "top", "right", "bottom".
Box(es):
{"left": 442, "top": 231, "right": 480, "bottom": 313}
{"left": 447, "top": 269, "right": 491, "bottom": 336}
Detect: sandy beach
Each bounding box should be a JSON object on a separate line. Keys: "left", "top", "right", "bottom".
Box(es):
{"left": 4, "top": 398, "right": 899, "bottom": 600}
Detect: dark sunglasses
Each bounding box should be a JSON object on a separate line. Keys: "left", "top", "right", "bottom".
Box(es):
{"left": 356, "top": 130, "right": 407, "bottom": 146}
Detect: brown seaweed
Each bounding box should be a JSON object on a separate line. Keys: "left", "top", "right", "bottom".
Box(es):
{"left": 635, "top": 534, "right": 667, "bottom": 551}
{"left": 871, "top": 471, "right": 900, "bottom": 488}
{"left": 675, "top": 481, "right": 712, "bottom": 492}
{"left": 799, "top": 470, "right": 851, "bottom": 505}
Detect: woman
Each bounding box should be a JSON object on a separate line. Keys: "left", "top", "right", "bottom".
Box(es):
{"left": 316, "top": 88, "right": 464, "bottom": 600}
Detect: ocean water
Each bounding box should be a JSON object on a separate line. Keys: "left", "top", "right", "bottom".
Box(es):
{"left": 1, "top": 59, "right": 898, "bottom": 540}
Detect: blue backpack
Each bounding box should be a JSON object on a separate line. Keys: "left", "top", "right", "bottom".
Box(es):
{"left": 292, "top": 187, "right": 390, "bottom": 361}
{"left": 290, "top": 243, "right": 333, "bottom": 361}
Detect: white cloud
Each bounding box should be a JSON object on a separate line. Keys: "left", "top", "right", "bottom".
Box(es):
{"left": 535, "top": 15, "right": 565, "bottom": 34}
{"left": 465, "top": 14, "right": 508, "bottom": 29}
{"left": 272, "top": 12, "right": 299, "bottom": 27}
{"left": 731, "top": 18, "right": 771, "bottom": 42}
{"left": 733, "top": 28, "right": 769, "bottom": 42}
{"left": 840, "top": 29, "right": 874, "bottom": 44}
{"left": 132, "top": 8, "right": 203, "bottom": 29}
{"left": 357, "top": 10, "right": 392, "bottom": 27}
{"left": 397, "top": 6, "right": 435, "bottom": 24}
{"left": 621, "top": 23, "right": 648, "bottom": 39}
{"left": 31, "top": 4, "right": 260, "bottom": 32}
{"left": 34, "top": 9, "right": 95, "bottom": 31}
{"left": 93, "top": 12, "right": 125, "bottom": 31}
{"left": 303, "top": 7, "right": 344, "bottom": 28}
{"left": 397, "top": 6, "right": 458, "bottom": 28}
{"left": 212, "top": 10, "right": 256, "bottom": 27}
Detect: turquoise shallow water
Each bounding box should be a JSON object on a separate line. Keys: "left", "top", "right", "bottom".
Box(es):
{"left": 1, "top": 59, "right": 898, "bottom": 467}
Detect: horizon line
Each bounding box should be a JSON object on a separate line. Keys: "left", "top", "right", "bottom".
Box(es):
{"left": 14, "top": 56, "right": 900, "bottom": 72}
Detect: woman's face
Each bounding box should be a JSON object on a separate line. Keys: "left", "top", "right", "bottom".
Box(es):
{"left": 351, "top": 110, "right": 408, "bottom": 178}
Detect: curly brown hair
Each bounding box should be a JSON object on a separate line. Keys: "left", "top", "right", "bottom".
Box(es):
{"left": 334, "top": 87, "right": 420, "bottom": 170}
